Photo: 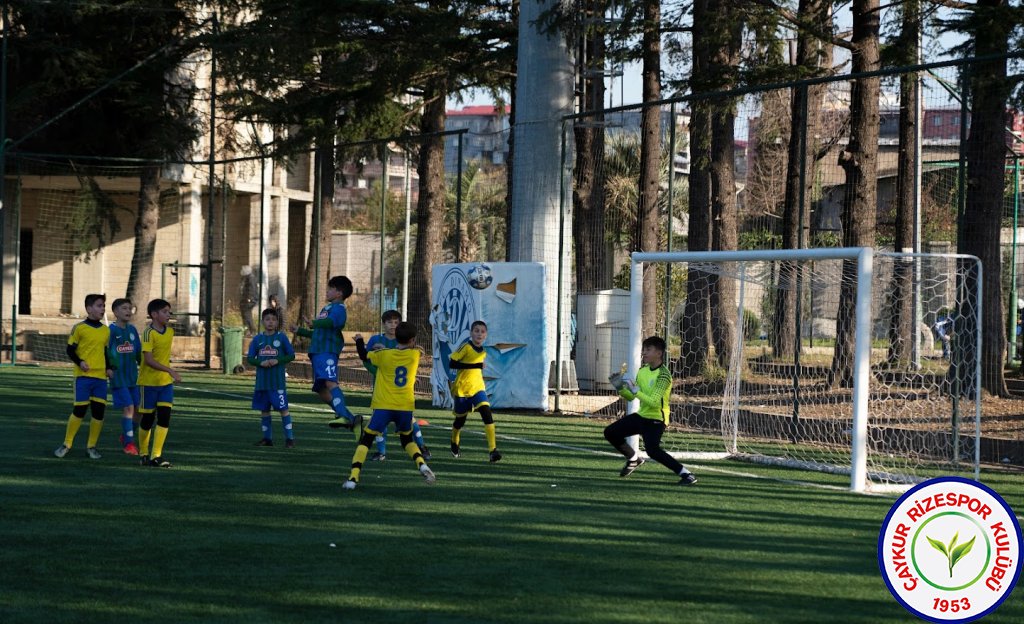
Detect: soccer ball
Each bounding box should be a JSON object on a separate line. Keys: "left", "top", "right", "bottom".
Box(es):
{"left": 467, "top": 264, "right": 493, "bottom": 290}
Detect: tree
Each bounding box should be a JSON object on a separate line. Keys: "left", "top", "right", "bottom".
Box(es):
{"left": 944, "top": 0, "right": 1019, "bottom": 396}
{"left": 707, "top": 0, "right": 743, "bottom": 368}
{"left": 636, "top": 0, "right": 663, "bottom": 337}
{"left": 886, "top": 0, "right": 923, "bottom": 368}
{"left": 572, "top": 0, "right": 611, "bottom": 294}
{"left": 6, "top": 1, "right": 204, "bottom": 311}
{"left": 831, "top": 0, "right": 880, "bottom": 388}
{"left": 774, "top": 0, "right": 837, "bottom": 360}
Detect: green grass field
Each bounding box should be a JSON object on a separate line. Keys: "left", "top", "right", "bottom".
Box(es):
{"left": 1, "top": 366, "right": 1021, "bottom": 623}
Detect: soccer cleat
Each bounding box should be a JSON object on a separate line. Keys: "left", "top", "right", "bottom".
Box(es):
{"left": 123, "top": 442, "right": 140, "bottom": 456}
{"left": 342, "top": 479, "right": 357, "bottom": 491}
{"left": 420, "top": 464, "right": 436, "bottom": 485}
{"left": 678, "top": 473, "right": 698, "bottom": 486}
{"left": 327, "top": 416, "right": 353, "bottom": 429}
{"left": 450, "top": 443, "right": 461, "bottom": 458}
{"left": 254, "top": 438, "right": 274, "bottom": 447}
{"left": 54, "top": 444, "right": 70, "bottom": 459}
{"left": 370, "top": 452, "right": 386, "bottom": 462}
{"left": 488, "top": 449, "right": 503, "bottom": 463}
{"left": 149, "top": 456, "right": 172, "bottom": 468}
{"left": 420, "top": 446, "right": 432, "bottom": 462}
{"left": 285, "top": 439, "right": 295, "bottom": 449}
{"left": 86, "top": 447, "right": 102, "bottom": 460}
{"left": 139, "top": 455, "right": 149, "bottom": 466}
{"left": 619, "top": 457, "right": 646, "bottom": 477}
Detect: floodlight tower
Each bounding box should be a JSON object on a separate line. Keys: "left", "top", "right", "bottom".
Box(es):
{"left": 510, "top": 0, "right": 575, "bottom": 403}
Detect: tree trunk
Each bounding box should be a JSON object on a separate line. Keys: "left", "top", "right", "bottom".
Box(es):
{"left": 960, "top": 0, "right": 1010, "bottom": 397}
{"left": 636, "top": 0, "right": 662, "bottom": 337}
{"left": 300, "top": 142, "right": 335, "bottom": 323}
{"left": 831, "top": 0, "right": 879, "bottom": 388}
{"left": 573, "top": 0, "right": 608, "bottom": 293}
{"left": 775, "top": 0, "right": 833, "bottom": 359}
{"left": 126, "top": 164, "right": 161, "bottom": 310}
{"left": 709, "top": 3, "right": 742, "bottom": 368}
{"left": 680, "top": 0, "right": 712, "bottom": 376}
{"left": 888, "top": 0, "right": 920, "bottom": 368}
{"left": 408, "top": 78, "right": 450, "bottom": 339}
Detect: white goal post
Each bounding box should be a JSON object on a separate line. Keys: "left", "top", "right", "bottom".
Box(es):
{"left": 629, "top": 247, "right": 982, "bottom": 493}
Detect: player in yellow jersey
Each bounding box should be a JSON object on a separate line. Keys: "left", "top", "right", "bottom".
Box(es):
{"left": 54, "top": 294, "right": 112, "bottom": 460}
{"left": 343, "top": 322, "right": 435, "bottom": 490}
{"left": 137, "top": 299, "right": 181, "bottom": 468}
{"left": 449, "top": 320, "right": 501, "bottom": 462}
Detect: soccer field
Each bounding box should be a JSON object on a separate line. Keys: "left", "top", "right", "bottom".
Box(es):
{"left": 1, "top": 366, "right": 1020, "bottom": 624}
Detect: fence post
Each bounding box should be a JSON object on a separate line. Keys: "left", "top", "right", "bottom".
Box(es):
{"left": 664, "top": 102, "right": 676, "bottom": 333}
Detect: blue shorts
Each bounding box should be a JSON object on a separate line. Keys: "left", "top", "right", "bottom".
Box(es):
{"left": 366, "top": 409, "right": 414, "bottom": 435}
{"left": 253, "top": 389, "right": 289, "bottom": 412}
{"left": 111, "top": 386, "right": 140, "bottom": 410}
{"left": 310, "top": 353, "right": 339, "bottom": 392}
{"left": 453, "top": 391, "right": 489, "bottom": 415}
{"left": 140, "top": 384, "right": 174, "bottom": 413}
{"left": 74, "top": 377, "right": 108, "bottom": 405}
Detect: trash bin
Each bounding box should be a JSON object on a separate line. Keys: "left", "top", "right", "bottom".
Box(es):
{"left": 220, "top": 326, "right": 244, "bottom": 374}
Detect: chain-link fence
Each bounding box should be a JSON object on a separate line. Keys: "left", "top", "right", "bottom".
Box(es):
{"left": 0, "top": 127, "right": 515, "bottom": 396}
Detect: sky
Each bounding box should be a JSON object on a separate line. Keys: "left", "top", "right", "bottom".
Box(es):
{"left": 449, "top": 3, "right": 968, "bottom": 113}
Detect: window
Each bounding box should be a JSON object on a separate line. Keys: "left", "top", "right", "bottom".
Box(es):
{"left": 933, "top": 115, "right": 943, "bottom": 126}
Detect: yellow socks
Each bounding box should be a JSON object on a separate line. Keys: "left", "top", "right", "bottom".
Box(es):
{"left": 349, "top": 444, "right": 370, "bottom": 482}
{"left": 138, "top": 426, "right": 153, "bottom": 457}
{"left": 484, "top": 423, "right": 497, "bottom": 452}
{"left": 404, "top": 441, "right": 425, "bottom": 467}
{"left": 86, "top": 417, "right": 104, "bottom": 448}
{"left": 151, "top": 425, "right": 170, "bottom": 458}
{"left": 63, "top": 414, "right": 84, "bottom": 448}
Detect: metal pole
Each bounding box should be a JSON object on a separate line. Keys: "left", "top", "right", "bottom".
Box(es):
{"left": 259, "top": 153, "right": 266, "bottom": 313}
{"left": 204, "top": 12, "right": 217, "bottom": 369}
{"left": 554, "top": 121, "right": 568, "bottom": 412}
{"left": 0, "top": 1, "right": 8, "bottom": 357}
{"left": 664, "top": 103, "right": 676, "bottom": 333}
{"left": 793, "top": 84, "right": 809, "bottom": 425}
{"left": 455, "top": 133, "right": 463, "bottom": 263}
{"left": 912, "top": 23, "right": 924, "bottom": 368}
{"left": 1011, "top": 156, "right": 1020, "bottom": 362}
{"left": 401, "top": 150, "right": 411, "bottom": 319}
{"left": 379, "top": 144, "right": 386, "bottom": 314}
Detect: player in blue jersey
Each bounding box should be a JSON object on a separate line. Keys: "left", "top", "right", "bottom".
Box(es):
{"left": 249, "top": 307, "right": 297, "bottom": 447}
{"left": 291, "top": 275, "right": 360, "bottom": 436}
{"left": 107, "top": 298, "right": 142, "bottom": 455}
{"left": 343, "top": 322, "right": 435, "bottom": 490}
{"left": 55, "top": 293, "right": 111, "bottom": 459}
{"left": 361, "top": 310, "right": 430, "bottom": 461}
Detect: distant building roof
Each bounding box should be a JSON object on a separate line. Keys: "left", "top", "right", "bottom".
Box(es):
{"left": 447, "top": 105, "right": 511, "bottom": 117}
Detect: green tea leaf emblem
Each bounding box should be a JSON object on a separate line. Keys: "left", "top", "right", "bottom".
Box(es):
{"left": 927, "top": 531, "right": 975, "bottom": 577}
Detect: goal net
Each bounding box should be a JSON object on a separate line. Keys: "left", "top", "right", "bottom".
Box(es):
{"left": 630, "top": 248, "right": 982, "bottom": 493}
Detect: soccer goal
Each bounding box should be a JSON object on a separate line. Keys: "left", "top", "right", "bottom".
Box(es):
{"left": 629, "top": 248, "right": 982, "bottom": 493}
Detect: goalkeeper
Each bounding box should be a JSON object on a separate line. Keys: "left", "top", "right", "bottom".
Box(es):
{"left": 604, "top": 335, "right": 697, "bottom": 486}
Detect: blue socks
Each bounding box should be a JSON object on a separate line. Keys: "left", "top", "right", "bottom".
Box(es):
{"left": 282, "top": 414, "right": 294, "bottom": 441}
{"left": 329, "top": 387, "right": 355, "bottom": 420}
{"left": 260, "top": 415, "right": 273, "bottom": 441}
{"left": 121, "top": 417, "right": 135, "bottom": 447}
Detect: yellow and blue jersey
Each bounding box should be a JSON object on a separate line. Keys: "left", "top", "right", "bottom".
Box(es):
{"left": 308, "top": 301, "right": 347, "bottom": 355}
{"left": 450, "top": 342, "right": 486, "bottom": 398}
{"left": 108, "top": 323, "right": 141, "bottom": 389}
{"left": 68, "top": 320, "right": 110, "bottom": 380}
{"left": 362, "top": 333, "right": 398, "bottom": 376}
{"left": 247, "top": 331, "right": 296, "bottom": 392}
{"left": 138, "top": 324, "right": 175, "bottom": 387}
{"left": 367, "top": 348, "right": 419, "bottom": 412}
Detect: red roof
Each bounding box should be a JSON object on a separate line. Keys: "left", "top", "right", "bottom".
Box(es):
{"left": 447, "top": 105, "right": 511, "bottom": 117}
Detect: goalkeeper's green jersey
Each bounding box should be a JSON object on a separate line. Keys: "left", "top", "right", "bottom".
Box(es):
{"left": 618, "top": 363, "right": 672, "bottom": 424}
